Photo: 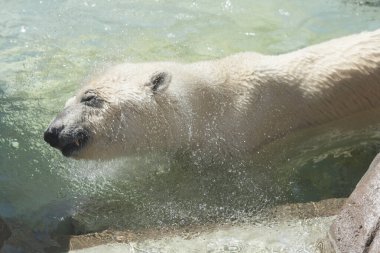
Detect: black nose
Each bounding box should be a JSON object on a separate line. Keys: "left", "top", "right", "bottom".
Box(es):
{"left": 44, "top": 125, "right": 63, "bottom": 148}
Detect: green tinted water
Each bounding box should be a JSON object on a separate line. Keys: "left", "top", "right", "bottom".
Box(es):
{"left": 1, "top": 0, "right": 380, "bottom": 251}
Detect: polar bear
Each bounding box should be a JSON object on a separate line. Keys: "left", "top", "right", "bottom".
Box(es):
{"left": 44, "top": 29, "right": 380, "bottom": 160}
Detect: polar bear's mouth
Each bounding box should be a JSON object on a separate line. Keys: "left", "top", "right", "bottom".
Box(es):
{"left": 60, "top": 134, "right": 89, "bottom": 157}
{"left": 44, "top": 126, "right": 90, "bottom": 157}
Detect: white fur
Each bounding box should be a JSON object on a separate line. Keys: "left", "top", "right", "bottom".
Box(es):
{"left": 64, "top": 29, "right": 380, "bottom": 159}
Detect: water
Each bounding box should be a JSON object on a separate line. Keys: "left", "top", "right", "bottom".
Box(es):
{"left": 1, "top": 0, "right": 380, "bottom": 252}
{"left": 71, "top": 217, "right": 335, "bottom": 253}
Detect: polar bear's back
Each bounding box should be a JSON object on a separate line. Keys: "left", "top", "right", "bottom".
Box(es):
{"left": 211, "top": 29, "right": 380, "bottom": 148}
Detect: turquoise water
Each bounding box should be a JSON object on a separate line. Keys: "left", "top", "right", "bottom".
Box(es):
{"left": 1, "top": 0, "right": 380, "bottom": 251}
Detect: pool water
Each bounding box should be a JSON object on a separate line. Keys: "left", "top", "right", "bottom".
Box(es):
{"left": 71, "top": 216, "right": 335, "bottom": 253}
{"left": 1, "top": 0, "right": 380, "bottom": 252}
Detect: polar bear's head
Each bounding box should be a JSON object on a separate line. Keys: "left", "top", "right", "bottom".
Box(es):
{"left": 44, "top": 63, "right": 190, "bottom": 159}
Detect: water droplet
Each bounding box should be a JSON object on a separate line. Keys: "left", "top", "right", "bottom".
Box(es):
{"left": 167, "top": 33, "right": 175, "bottom": 38}
{"left": 244, "top": 32, "right": 256, "bottom": 36}
{"left": 278, "top": 9, "right": 290, "bottom": 16}
{"left": 11, "top": 141, "right": 19, "bottom": 149}
{"left": 222, "top": 0, "right": 232, "bottom": 10}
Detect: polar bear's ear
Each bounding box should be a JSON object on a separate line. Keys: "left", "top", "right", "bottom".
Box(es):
{"left": 149, "top": 71, "right": 171, "bottom": 93}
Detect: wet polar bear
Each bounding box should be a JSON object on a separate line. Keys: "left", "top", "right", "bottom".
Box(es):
{"left": 44, "top": 29, "right": 380, "bottom": 160}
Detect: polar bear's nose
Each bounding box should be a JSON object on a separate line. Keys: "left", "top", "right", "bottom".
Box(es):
{"left": 44, "top": 125, "right": 63, "bottom": 148}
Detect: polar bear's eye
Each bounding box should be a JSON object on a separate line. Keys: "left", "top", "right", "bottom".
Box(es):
{"left": 149, "top": 71, "right": 171, "bottom": 93}
{"left": 81, "top": 94, "right": 96, "bottom": 102}
{"left": 81, "top": 90, "right": 103, "bottom": 107}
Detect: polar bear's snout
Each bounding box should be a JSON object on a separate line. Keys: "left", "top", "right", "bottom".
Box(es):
{"left": 44, "top": 107, "right": 90, "bottom": 157}
{"left": 43, "top": 124, "right": 64, "bottom": 148}
{"left": 44, "top": 124, "right": 89, "bottom": 157}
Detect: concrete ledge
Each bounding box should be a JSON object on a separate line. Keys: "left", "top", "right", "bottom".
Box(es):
{"left": 57, "top": 198, "right": 345, "bottom": 251}
{"left": 330, "top": 153, "right": 380, "bottom": 253}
